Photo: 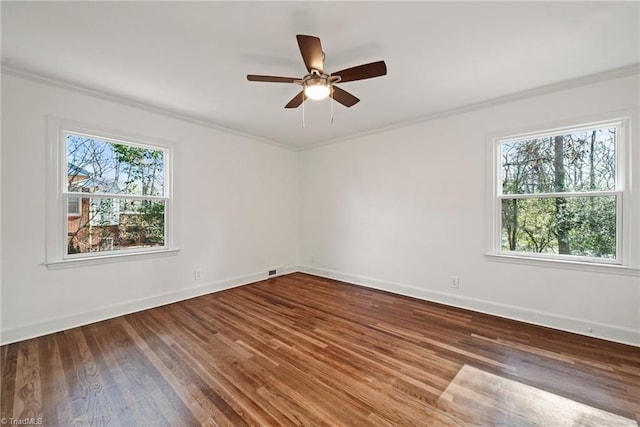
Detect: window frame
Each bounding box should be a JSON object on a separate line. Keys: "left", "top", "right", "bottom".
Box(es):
{"left": 486, "top": 114, "right": 637, "bottom": 273}
{"left": 46, "top": 117, "right": 178, "bottom": 269}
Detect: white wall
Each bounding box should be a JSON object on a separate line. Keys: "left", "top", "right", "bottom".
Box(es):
{"left": 2, "top": 71, "right": 639, "bottom": 347}
{"left": 299, "top": 73, "right": 640, "bottom": 346}
{"left": 1, "top": 73, "right": 299, "bottom": 344}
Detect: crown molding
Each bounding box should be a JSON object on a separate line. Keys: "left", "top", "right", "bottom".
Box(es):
{"left": 298, "top": 63, "right": 640, "bottom": 151}
{"left": 3, "top": 62, "right": 638, "bottom": 153}
{"left": 1, "top": 64, "right": 296, "bottom": 151}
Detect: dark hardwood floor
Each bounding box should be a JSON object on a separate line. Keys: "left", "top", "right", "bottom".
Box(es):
{"left": 1, "top": 272, "right": 639, "bottom": 426}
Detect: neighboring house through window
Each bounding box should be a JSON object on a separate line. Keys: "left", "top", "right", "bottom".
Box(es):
{"left": 67, "top": 196, "right": 81, "bottom": 216}
{"left": 67, "top": 162, "right": 90, "bottom": 217}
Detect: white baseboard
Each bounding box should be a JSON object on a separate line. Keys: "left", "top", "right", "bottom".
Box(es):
{"left": 0, "top": 265, "right": 298, "bottom": 345}
{"left": 4, "top": 264, "right": 637, "bottom": 347}
{"left": 298, "top": 265, "right": 640, "bottom": 347}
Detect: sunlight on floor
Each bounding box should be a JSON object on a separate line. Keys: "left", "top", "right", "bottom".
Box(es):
{"left": 437, "top": 364, "right": 637, "bottom": 426}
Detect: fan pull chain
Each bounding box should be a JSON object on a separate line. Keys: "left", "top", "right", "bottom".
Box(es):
{"left": 330, "top": 89, "right": 334, "bottom": 124}
{"left": 302, "top": 91, "right": 306, "bottom": 128}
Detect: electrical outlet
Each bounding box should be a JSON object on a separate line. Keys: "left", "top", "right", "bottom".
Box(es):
{"left": 449, "top": 276, "right": 459, "bottom": 289}
{"left": 268, "top": 269, "right": 277, "bottom": 276}
{"left": 194, "top": 270, "right": 201, "bottom": 281}
{"left": 311, "top": 255, "right": 316, "bottom": 264}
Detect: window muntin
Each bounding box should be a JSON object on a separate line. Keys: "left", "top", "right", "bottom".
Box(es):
{"left": 496, "top": 121, "right": 622, "bottom": 263}
{"left": 64, "top": 132, "right": 168, "bottom": 258}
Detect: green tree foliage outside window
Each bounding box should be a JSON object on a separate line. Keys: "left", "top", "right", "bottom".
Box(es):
{"left": 499, "top": 124, "right": 618, "bottom": 260}
{"left": 66, "top": 133, "right": 166, "bottom": 255}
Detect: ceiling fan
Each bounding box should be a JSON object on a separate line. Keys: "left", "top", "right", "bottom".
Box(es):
{"left": 247, "top": 34, "right": 387, "bottom": 109}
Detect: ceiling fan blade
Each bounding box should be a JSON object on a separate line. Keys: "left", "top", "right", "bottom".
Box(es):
{"left": 331, "top": 61, "right": 387, "bottom": 83}
{"left": 331, "top": 86, "right": 360, "bottom": 107}
{"left": 297, "top": 34, "right": 324, "bottom": 73}
{"left": 247, "top": 75, "right": 298, "bottom": 83}
{"left": 284, "top": 91, "right": 307, "bottom": 108}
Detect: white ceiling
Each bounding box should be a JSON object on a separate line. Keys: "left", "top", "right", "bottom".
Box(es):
{"left": 2, "top": 1, "right": 639, "bottom": 149}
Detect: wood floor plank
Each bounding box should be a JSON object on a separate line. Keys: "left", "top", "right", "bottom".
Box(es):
{"left": 1, "top": 272, "right": 638, "bottom": 426}
{"left": 120, "top": 313, "right": 211, "bottom": 426}
{"left": 0, "top": 342, "right": 18, "bottom": 420}
{"left": 14, "top": 340, "right": 43, "bottom": 420}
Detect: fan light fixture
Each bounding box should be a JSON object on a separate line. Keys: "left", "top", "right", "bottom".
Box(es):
{"left": 247, "top": 34, "right": 387, "bottom": 109}
{"left": 304, "top": 79, "right": 330, "bottom": 100}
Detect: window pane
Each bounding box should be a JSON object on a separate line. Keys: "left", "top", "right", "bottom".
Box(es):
{"left": 501, "top": 196, "right": 616, "bottom": 259}
{"left": 68, "top": 196, "right": 80, "bottom": 215}
{"left": 67, "top": 198, "right": 165, "bottom": 255}
{"left": 501, "top": 127, "right": 616, "bottom": 195}
{"left": 66, "top": 133, "right": 164, "bottom": 196}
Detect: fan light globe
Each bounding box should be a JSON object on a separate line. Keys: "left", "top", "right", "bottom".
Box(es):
{"left": 304, "top": 82, "right": 330, "bottom": 100}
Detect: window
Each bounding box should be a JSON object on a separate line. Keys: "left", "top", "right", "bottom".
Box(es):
{"left": 47, "top": 118, "right": 175, "bottom": 267}
{"left": 491, "top": 119, "right": 627, "bottom": 265}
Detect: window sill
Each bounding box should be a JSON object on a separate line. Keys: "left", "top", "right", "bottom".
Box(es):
{"left": 485, "top": 253, "right": 639, "bottom": 277}
{"left": 45, "top": 248, "right": 180, "bottom": 270}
